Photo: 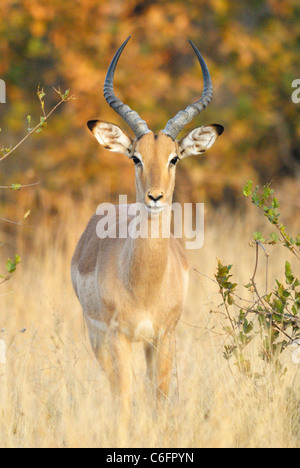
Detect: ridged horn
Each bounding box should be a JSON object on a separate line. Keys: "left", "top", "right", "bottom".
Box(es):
{"left": 163, "top": 41, "right": 213, "bottom": 140}
{"left": 103, "top": 36, "right": 150, "bottom": 139}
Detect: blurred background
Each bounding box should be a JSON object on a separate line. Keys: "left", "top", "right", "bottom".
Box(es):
{"left": 0, "top": 0, "right": 299, "bottom": 221}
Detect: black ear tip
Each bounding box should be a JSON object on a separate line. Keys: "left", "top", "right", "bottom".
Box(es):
{"left": 212, "top": 124, "right": 224, "bottom": 136}
{"left": 87, "top": 120, "right": 98, "bottom": 132}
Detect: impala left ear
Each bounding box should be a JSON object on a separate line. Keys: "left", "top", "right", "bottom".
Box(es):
{"left": 179, "top": 124, "right": 224, "bottom": 158}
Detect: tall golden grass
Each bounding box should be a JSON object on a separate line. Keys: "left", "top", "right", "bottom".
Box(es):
{"left": 0, "top": 194, "right": 299, "bottom": 448}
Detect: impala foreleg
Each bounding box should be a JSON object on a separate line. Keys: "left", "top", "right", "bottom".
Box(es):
{"left": 156, "top": 330, "right": 175, "bottom": 400}
{"left": 144, "top": 329, "right": 175, "bottom": 404}
{"left": 110, "top": 331, "right": 133, "bottom": 424}
{"left": 87, "top": 319, "right": 133, "bottom": 422}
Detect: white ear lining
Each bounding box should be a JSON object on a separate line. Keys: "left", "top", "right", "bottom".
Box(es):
{"left": 88, "top": 121, "right": 133, "bottom": 156}
{"left": 179, "top": 125, "right": 221, "bottom": 158}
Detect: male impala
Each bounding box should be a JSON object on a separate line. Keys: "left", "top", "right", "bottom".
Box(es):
{"left": 71, "top": 37, "right": 223, "bottom": 420}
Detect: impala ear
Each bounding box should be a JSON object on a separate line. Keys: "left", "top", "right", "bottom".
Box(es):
{"left": 87, "top": 120, "right": 134, "bottom": 157}
{"left": 179, "top": 124, "right": 224, "bottom": 158}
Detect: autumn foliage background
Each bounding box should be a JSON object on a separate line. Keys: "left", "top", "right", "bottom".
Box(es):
{"left": 0, "top": 0, "right": 299, "bottom": 214}
{"left": 0, "top": 0, "right": 299, "bottom": 448}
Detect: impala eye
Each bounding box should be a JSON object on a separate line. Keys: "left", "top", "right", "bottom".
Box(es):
{"left": 169, "top": 156, "right": 179, "bottom": 166}
{"left": 131, "top": 156, "right": 142, "bottom": 165}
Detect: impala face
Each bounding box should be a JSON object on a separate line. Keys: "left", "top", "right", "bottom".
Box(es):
{"left": 88, "top": 125, "right": 177, "bottom": 212}
{"left": 132, "top": 132, "right": 177, "bottom": 213}
{"left": 88, "top": 122, "right": 223, "bottom": 214}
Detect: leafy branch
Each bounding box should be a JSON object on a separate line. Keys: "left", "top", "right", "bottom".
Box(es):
{"left": 0, "top": 254, "right": 21, "bottom": 285}
{"left": 243, "top": 180, "right": 300, "bottom": 260}
{"left": 212, "top": 182, "right": 300, "bottom": 379}
{"left": 0, "top": 85, "right": 73, "bottom": 281}
{"left": 0, "top": 86, "right": 74, "bottom": 163}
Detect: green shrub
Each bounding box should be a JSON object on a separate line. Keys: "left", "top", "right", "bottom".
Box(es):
{"left": 216, "top": 182, "right": 300, "bottom": 378}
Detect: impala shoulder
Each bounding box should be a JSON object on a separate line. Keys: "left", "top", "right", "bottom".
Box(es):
{"left": 72, "top": 214, "right": 101, "bottom": 275}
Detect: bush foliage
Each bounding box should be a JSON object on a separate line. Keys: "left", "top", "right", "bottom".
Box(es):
{"left": 216, "top": 182, "right": 300, "bottom": 377}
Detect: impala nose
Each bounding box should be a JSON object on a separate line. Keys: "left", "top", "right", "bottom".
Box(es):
{"left": 147, "top": 191, "right": 163, "bottom": 203}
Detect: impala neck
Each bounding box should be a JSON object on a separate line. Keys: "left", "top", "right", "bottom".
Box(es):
{"left": 125, "top": 210, "right": 171, "bottom": 298}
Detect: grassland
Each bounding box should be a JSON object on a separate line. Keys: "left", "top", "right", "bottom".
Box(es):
{"left": 0, "top": 195, "right": 299, "bottom": 448}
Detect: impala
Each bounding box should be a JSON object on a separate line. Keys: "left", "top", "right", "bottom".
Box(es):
{"left": 71, "top": 36, "right": 223, "bottom": 421}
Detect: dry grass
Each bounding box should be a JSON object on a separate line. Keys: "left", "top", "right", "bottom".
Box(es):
{"left": 0, "top": 196, "right": 299, "bottom": 448}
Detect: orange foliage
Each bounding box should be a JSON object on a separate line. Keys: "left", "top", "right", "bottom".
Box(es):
{"left": 0, "top": 0, "right": 299, "bottom": 216}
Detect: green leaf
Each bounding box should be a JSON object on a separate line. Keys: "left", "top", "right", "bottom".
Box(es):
{"left": 285, "top": 261, "right": 294, "bottom": 284}
{"left": 10, "top": 183, "right": 22, "bottom": 191}
{"left": 262, "top": 184, "right": 274, "bottom": 202}
{"left": 37, "top": 85, "right": 45, "bottom": 101}
{"left": 243, "top": 180, "right": 253, "bottom": 197}
{"left": 252, "top": 189, "right": 260, "bottom": 207}
{"left": 6, "top": 255, "right": 21, "bottom": 274}
{"left": 253, "top": 231, "right": 265, "bottom": 242}
{"left": 269, "top": 232, "right": 279, "bottom": 243}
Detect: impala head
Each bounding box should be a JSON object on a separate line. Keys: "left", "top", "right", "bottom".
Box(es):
{"left": 88, "top": 36, "right": 224, "bottom": 214}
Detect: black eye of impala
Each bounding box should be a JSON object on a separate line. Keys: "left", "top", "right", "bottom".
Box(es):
{"left": 169, "top": 156, "right": 179, "bottom": 166}
{"left": 131, "top": 156, "right": 142, "bottom": 165}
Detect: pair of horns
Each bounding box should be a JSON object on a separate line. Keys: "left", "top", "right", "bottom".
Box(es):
{"left": 103, "top": 36, "right": 213, "bottom": 141}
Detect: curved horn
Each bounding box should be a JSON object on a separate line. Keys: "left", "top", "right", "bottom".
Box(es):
{"left": 103, "top": 36, "right": 150, "bottom": 139}
{"left": 163, "top": 41, "right": 213, "bottom": 140}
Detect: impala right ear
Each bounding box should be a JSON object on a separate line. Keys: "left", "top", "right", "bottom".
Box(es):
{"left": 87, "top": 120, "right": 134, "bottom": 157}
